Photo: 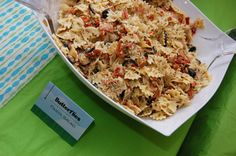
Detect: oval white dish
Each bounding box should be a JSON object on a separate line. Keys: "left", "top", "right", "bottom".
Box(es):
{"left": 33, "top": 0, "right": 235, "bottom": 136}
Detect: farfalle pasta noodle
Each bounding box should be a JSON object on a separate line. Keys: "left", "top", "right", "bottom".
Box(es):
{"left": 53, "top": 0, "right": 210, "bottom": 120}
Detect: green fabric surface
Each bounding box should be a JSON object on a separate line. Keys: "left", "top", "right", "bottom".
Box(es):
{"left": 31, "top": 105, "right": 77, "bottom": 146}
{"left": 178, "top": 60, "right": 236, "bottom": 156}
{"left": 0, "top": 0, "right": 235, "bottom": 156}
{"left": 178, "top": 0, "right": 236, "bottom": 156}
{"left": 0, "top": 56, "right": 193, "bottom": 156}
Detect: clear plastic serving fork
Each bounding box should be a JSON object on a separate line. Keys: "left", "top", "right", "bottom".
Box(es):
{"left": 15, "top": 0, "right": 55, "bottom": 34}
{"left": 207, "top": 42, "right": 236, "bottom": 69}
{"left": 15, "top": 0, "right": 236, "bottom": 69}
{"left": 204, "top": 29, "right": 236, "bottom": 69}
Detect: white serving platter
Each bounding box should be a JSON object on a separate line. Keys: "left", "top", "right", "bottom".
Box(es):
{"left": 34, "top": 0, "right": 235, "bottom": 136}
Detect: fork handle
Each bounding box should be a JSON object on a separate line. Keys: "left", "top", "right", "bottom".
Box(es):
{"left": 223, "top": 42, "right": 236, "bottom": 55}
{"left": 15, "top": 0, "right": 55, "bottom": 34}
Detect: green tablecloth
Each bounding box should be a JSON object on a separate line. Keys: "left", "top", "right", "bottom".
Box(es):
{"left": 178, "top": 0, "right": 236, "bottom": 156}
{"left": 178, "top": 58, "right": 236, "bottom": 156}
{"left": 0, "top": 0, "right": 236, "bottom": 156}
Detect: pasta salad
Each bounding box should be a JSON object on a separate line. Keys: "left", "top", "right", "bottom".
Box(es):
{"left": 53, "top": 0, "right": 210, "bottom": 120}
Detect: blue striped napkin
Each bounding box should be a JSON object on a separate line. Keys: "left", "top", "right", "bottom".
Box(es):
{"left": 0, "top": 0, "right": 56, "bottom": 108}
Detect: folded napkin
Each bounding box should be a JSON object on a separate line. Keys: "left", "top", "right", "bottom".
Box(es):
{"left": 0, "top": 0, "right": 56, "bottom": 108}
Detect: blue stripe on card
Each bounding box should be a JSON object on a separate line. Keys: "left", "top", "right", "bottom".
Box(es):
{"left": 0, "top": 33, "right": 48, "bottom": 87}
{"left": 0, "top": 3, "right": 20, "bottom": 17}
{"left": 1, "top": 41, "right": 50, "bottom": 79}
{"left": 0, "top": 19, "right": 37, "bottom": 50}
{"left": 0, "top": 8, "right": 27, "bottom": 29}
{"left": 0, "top": 21, "right": 39, "bottom": 61}
{"left": 0, "top": 0, "right": 57, "bottom": 106}
{"left": 0, "top": 8, "right": 26, "bottom": 25}
{"left": 0, "top": 47, "right": 56, "bottom": 102}
{"left": 0, "top": 0, "right": 12, "bottom": 7}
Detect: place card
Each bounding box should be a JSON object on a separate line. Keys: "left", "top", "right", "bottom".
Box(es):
{"left": 31, "top": 82, "right": 94, "bottom": 145}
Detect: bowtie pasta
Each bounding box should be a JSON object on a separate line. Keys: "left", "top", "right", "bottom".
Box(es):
{"left": 53, "top": 0, "right": 210, "bottom": 120}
